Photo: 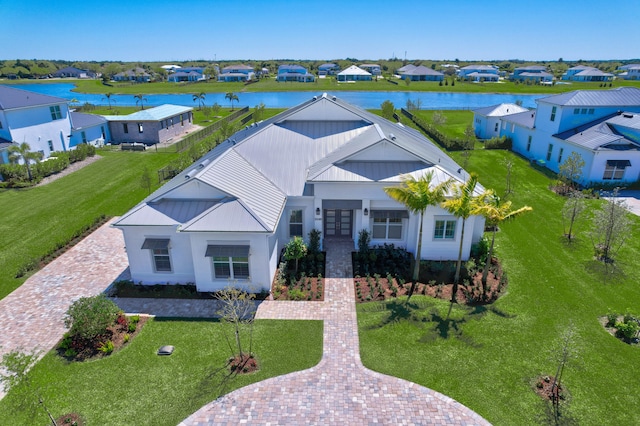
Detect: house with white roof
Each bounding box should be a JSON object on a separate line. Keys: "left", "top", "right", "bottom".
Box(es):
{"left": 276, "top": 65, "right": 315, "bottom": 82}
{"left": 337, "top": 65, "right": 372, "bottom": 82}
{"left": 218, "top": 64, "right": 255, "bottom": 82}
{"left": 476, "top": 87, "right": 640, "bottom": 185}
{"left": 104, "top": 105, "right": 194, "bottom": 145}
{"left": 113, "top": 94, "right": 485, "bottom": 292}
{"left": 472, "top": 103, "right": 529, "bottom": 139}
{"left": 318, "top": 63, "right": 340, "bottom": 76}
{"left": 561, "top": 66, "right": 613, "bottom": 82}
{"left": 0, "top": 85, "right": 109, "bottom": 163}
{"left": 458, "top": 65, "right": 499, "bottom": 82}
{"left": 168, "top": 67, "right": 207, "bottom": 83}
{"left": 510, "top": 66, "right": 553, "bottom": 83}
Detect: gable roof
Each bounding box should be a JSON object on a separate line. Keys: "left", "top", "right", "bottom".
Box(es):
{"left": 114, "top": 94, "right": 475, "bottom": 232}
{"left": 402, "top": 65, "right": 444, "bottom": 76}
{"left": 473, "top": 103, "right": 528, "bottom": 117}
{"left": 103, "top": 104, "right": 193, "bottom": 121}
{"left": 554, "top": 112, "right": 640, "bottom": 150}
{"left": 501, "top": 109, "right": 537, "bottom": 128}
{"left": 70, "top": 111, "right": 107, "bottom": 130}
{"left": 338, "top": 65, "right": 371, "bottom": 76}
{"left": 537, "top": 87, "right": 640, "bottom": 107}
{"left": 0, "top": 85, "right": 68, "bottom": 110}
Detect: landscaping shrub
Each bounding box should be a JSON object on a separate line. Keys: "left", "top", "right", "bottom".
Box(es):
{"left": 401, "top": 109, "right": 471, "bottom": 151}
{"left": 64, "top": 294, "right": 120, "bottom": 340}
{"left": 484, "top": 135, "right": 512, "bottom": 150}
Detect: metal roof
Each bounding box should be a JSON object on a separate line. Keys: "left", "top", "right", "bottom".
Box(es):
{"left": 537, "top": 87, "right": 640, "bottom": 107}
{"left": 0, "top": 85, "right": 68, "bottom": 110}
{"left": 103, "top": 104, "right": 193, "bottom": 121}
{"left": 554, "top": 112, "right": 640, "bottom": 150}
{"left": 403, "top": 66, "right": 444, "bottom": 76}
{"left": 575, "top": 69, "right": 613, "bottom": 77}
{"left": 501, "top": 109, "right": 536, "bottom": 128}
{"left": 338, "top": 65, "right": 371, "bottom": 76}
{"left": 473, "top": 103, "right": 528, "bottom": 117}
{"left": 70, "top": 111, "right": 107, "bottom": 130}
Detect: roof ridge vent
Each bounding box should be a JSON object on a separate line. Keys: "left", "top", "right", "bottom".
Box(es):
{"left": 185, "top": 169, "right": 198, "bottom": 179}
{"left": 198, "top": 159, "right": 211, "bottom": 169}
{"left": 389, "top": 133, "right": 396, "bottom": 140}
{"left": 623, "top": 113, "right": 634, "bottom": 118}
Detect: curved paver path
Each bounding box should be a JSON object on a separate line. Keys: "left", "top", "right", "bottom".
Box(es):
{"left": 180, "top": 240, "right": 491, "bottom": 425}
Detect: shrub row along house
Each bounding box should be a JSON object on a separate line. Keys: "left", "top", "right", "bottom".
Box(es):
{"left": 473, "top": 87, "right": 640, "bottom": 185}
{"left": 0, "top": 85, "right": 108, "bottom": 163}
{"left": 114, "top": 94, "right": 485, "bottom": 292}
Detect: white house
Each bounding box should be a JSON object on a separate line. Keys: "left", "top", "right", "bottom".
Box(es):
{"left": 114, "top": 94, "right": 485, "bottom": 292}
{"left": 618, "top": 64, "right": 640, "bottom": 80}
{"left": 337, "top": 65, "right": 372, "bottom": 82}
{"left": 472, "top": 103, "right": 529, "bottom": 139}
{"left": 218, "top": 64, "right": 255, "bottom": 82}
{"left": 561, "top": 66, "right": 613, "bottom": 82}
{"left": 475, "top": 87, "right": 640, "bottom": 185}
{"left": 458, "top": 65, "right": 500, "bottom": 82}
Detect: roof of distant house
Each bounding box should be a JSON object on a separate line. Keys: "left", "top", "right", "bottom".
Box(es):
{"left": 473, "top": 103, "right": 528, "bottom": 117}
{"left": 554, "top": 112, "right": 640, "bottom": 150}
{"left": 338, "top": 65, "right": 371, "bottom": 76}
{"left": 402, "top": 65, "right": 443, "bottom": 76}
{"left": 0, "top": 85, "right": 68, "bottom": 110}
{"left": 538, "top": 87, "right": 640, "bottom": 107}
{"left": 103, "top": 104, "right": 193, "bottom": 121}
{"left": 71, "top": 111, "right": 107, "bottom": 130}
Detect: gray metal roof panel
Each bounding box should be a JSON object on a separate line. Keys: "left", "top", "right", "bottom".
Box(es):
{"left": 0, "top": 85, "right": 68, "bottom": 110}
{"left": 103, "top": 104, "right": 193, "bottom": 121}
{"left": 181, "top": 199, "right": 271, "bottom": 232}
{"left": 538, "top": 87, "right": 640, "bottom": 107}
{"left": 473, "top": 103, "right": 528, "bottom": 116}
{"left": 70, "top": 111, "right": 107, "bottom": 130}
{"left": 502, "top": 110, "right": 536, "bottom": 128}
{"left": 403, "top": 66, "right": 444, "bottom": 76}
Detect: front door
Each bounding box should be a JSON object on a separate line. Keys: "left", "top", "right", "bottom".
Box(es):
{"left": 324, "top": 209, "right": 352, "bottom": 238}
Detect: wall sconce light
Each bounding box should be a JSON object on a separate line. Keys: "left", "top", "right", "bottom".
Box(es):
{"left": 364, "top": 208, "right": 369, "bottom": 216}
{"left": 316, "top": 207, "right": 321, "bottom": 216}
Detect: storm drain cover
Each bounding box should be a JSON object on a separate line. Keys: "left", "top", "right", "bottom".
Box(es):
{"left": 157, "top": 345, "right": 175, "bottom": 356}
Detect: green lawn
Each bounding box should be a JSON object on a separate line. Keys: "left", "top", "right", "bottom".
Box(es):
{"left": 0, "top": 150, "right": 178, "bottom": 300}
{"left": 0, "top": 318, "right": 323, "bottom": 425}
{"left": 409, "top": 110, "right": 474, "bottom": 140}
{"left": 358, "top": 149, "right": 640, "bottom": 425}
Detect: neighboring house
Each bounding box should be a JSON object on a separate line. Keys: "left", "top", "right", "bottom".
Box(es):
{"left": 52, "top": 66, "right": 96, "bottom": 79}
{"left": 618, "top": 64, "right": 640, "bottom": 80}
{"left": 69, "top": 112, "right": 109, "bottom": 148}
{"left": 168, "top": 68, "right": 207, "bottom": 82}
{"left": 472, "top": 103, "right": 528, "bottom": 139}
{"left": 318, "top": 63, "right": 339, "bottom": 76}
{"left": 561, "top": 66, "right": 614, "bottom": 82}
{"left": 458, "top": 65, "right": 499, "bottom": 81}
{"left": 104, "top": 105, "right": 194, "bottom": 145}
{"left": 400, "top": 65, "right": 444, "bottom": 82}
{"left": 113, "top": 93, "right": 485, "bottom": 292}
{"left": 276, "top": 65, "right": 315, "bottom": 82}
{"left": 161, "top": 64, "right": 182, "bottom": 72}
{"left": 113, "top": 68, "right": 152, "bottom": 82}
{"left": 476, "top": 87, "right": 640, "bottom": 185}
{"left": 337, "top": 65, "right": 372, "bottom": 82}
{"left": 0, "top": 85, "right": 74, "bottom": 159}
{"left": 510, "top": 66, "right": 553, "bottom": 83}
{"left": 360, "top": 64, "right": 382, "bottom": 76}
{"left": 396, "top": 64, "right": 416, "bottom": 75}
{"left": 218, "top": 65, "right": 255, "bottom": 82}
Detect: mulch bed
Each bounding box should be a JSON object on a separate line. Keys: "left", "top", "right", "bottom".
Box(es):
{"left": 534, "top": 375, "right": 565, "bottom": 402}
{"left": 271, "top": 274, "right": 324, "bottom": 301}
{"left": 55, "top": 412, "right": 84, "bottom": 426}
{"left": 228, "top": 353, "right": 259, "bottom": 374}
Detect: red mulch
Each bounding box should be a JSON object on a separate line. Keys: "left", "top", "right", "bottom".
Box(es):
{"left": 56, "top": 412, "right": 84, "bottom": 426}
{"left": 271, "top": 275, "right": 324, "bottom": 301}
{"left": 534, "top": 376, "right": 565, "bottom": 402}
{"left": 228, "top": 353, "right": 259, "bottom": 374}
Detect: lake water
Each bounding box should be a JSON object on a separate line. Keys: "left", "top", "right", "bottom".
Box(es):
{"left": 13, "top": 83, "right": 543, "bottom": 110}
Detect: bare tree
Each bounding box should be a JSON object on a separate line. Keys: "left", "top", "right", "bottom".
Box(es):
{"left": 590, "top": 188, "right": 631, "bottom": 263}
{"left": 558, "top": 152, "right": 585, "bottom": 190}
{"left": 545, "top": 323, "right": 579, "bottom": 426}
{"left": 432, "top": 110, "right": 446, "bottom": 126}
{"left": 502, "top": 157, "right": 514, "bottom": 195}
{"left": 562, "top": 192, "right": 585, "bottom": 241}
{"left": 216, "top": 285, "right": 257, "bottom": 370}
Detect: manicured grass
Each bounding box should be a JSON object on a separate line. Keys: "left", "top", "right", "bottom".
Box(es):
{"left": 358, "top": 149, "right": 640, "bottom": 425}
{"left": 0, "top": 150, "right": 178, "bottom": 300}
{"left": 10, "top": 77, "right": 640, "bottom": 95}
{"left": 0, "top": 318, "right": 323, "bottom": 425}
{"left": 410, "top": 110, "right": 474, "bottom": 140}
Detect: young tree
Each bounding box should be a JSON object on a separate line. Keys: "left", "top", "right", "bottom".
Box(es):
{"left": 547, "top": 323, "right": 579, "bottom": 426}
{"left": 0, "top": 349, "right": 57, "bottom": 425}
{"left": 8, "top": 142, "right": 43, "bottom": 181}
{"left": 211, "top": 102, "right": 221, "bottom": 117}
{"left": 225, "top": 92, "right": 239, "bottom": 111}
{"left": 253, "top": 102, "right": 265, "bottom": 124}
{"left": 472, "top": 190, "right": 532, "bottom": 296}
{"left": 380, "top": 100, "right": 395, "bottom": 120}
{"left": 384, "top": 172, "right": 452, "bottom": 302}
{"left": 192, "top": 92, "right": 206, "bottom": 110}
{"left": 283, "top": 236, "right": 307, "bottom": 275}
{"left": 441, "top": 173, "right": 480, "bottom": 302}
{"left": 558, "top": 152, "right": 585, "bottom": 190}
{"left": 590, "top": 188, "right": 631, "bottom": 263}
{"left": 562, "top": 192, "right": 585, "bottom": 241}
{"left": 216, "top": 285, "right": 257, "bottom": 369}
{"left": 431, "top": 110, "right": 446, "bottom": 126}
{"left": 133, "top": 93, "right": 147, "bottom": 110}
{"left": 140, "top": 166, "right": 152, "bottom": 194}
{"left": 502, "top": 157, "right": 514, "bottom": 195}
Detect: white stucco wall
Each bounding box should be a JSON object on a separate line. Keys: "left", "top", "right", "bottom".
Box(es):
{"left": 4, "top": 103, "right": 72, "bottom": 156}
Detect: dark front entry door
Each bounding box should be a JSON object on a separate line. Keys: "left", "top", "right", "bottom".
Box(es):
{"left": 324, "top": 209, "right": 352, "bottom": 238}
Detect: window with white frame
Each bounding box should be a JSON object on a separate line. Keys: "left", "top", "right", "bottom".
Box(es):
{"left": 289, "top": 209, "right": 303, "bottom": 237}
{"left": 206, "top": 245, "right": 250, "bottom": 279}
{"left": 603, "top": 160, "right": 630, "bottom": 180}
{"left": 557, "top": 148, "right": 564, "bottom": 163}
{"left": 494, "top": 122, "right": 499, "bottom": 132}
{"left": 526, "top": 135, "right": 532, "bottom": 152}
{"left": 434, "top": 219, "right": 456, "bottom": 240}
{"left": 546, "top": 144, "right": 553, "bottom": 161}
{"left": 550, "top": 106, "right": 557, "bottom": 121}
{"left": 81, "top": 131, "right": 87, "bottom": 143}
{"left": 50, "top": 105, "right": 62, "bottom": 120}
{"left": 123, "top": 123, "right": 129, "bottom": 134}
{"left": 141, "top": 238, "right": 172, "bottom": 272}
{"left": 48, "top": 140, "right": 53, "bottom": 151}
{"left": 371, "top": 210, "right": 407, "bottom": 240}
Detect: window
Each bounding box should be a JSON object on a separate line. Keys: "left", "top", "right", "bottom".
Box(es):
{"left": 510, "top": 123, "right": 515, "bottom": 132}
{"left": 0, "top": 120, "right": 3, "bottom": 129}
{"left": 180, "top": 114, "right": 184, "bottom": 126}
{"left": 574, "top": 108, "right": 580, "bottom": 115}
{"left": 557, "top": 148, "right": 564, "bottom": 163}
{"left": 81, "top": 131, "right": 87, "bottom": 143}
{"left": 526, "top": 135, "right": 532, "bottom": 152}
{"left": 371, "top": 210, "right": 407, "bottom": 240}
{"left": 160, "top": 120, "right": 164, "bottom": 129}
{"left": 550, "top": 106, "right": 557, "bottom": 122}
{"left": 141, "top": 238, "right": 172, "bottom": 272}
{"left": 546, "top": 144, "right": 553, "bottom": 161}
{"left": 603, "top": 160, "right": 630, "bottom": 180}
{"left": 123, "top": 123, "right": 129, "bottom": 134}
{"left": 289, "top": 209, "right": 303, "bottom": 237}
{"left": 206, "top": 245, "right": 250, "bottom": 279}
{"left": 434, "top": 219, "right": 456, "bottom": 240}
{"left": 50, "top": 105, "right": 62, "bottom": 120}
{"left": 137, "top": 123, "right": 143, "bottom": 133}
{"left": 581, "top": 108, "right": 587, "bottom": 114}
{"left": 502, "top": 121, "right": 507, "bottom": 130}
{"left": 494, "top": 122, "right": 499, "bottom": 132}
{"left": 48, "top": 140, "right": 53, "bottom": 151}
{"left": 101, "top": 126, "right": 105, "bottom": 139}
{"left": 588, "top": 108, "right": 594, "bottom": 115}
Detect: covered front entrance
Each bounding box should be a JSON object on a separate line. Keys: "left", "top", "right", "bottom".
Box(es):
{"left": 322, "top": 199, "right": 362, "bottom": 240}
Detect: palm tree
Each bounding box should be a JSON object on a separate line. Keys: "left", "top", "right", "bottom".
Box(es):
{"left": 134, "top": 94, "right": 147, "bottom": 110}
{"left": 102, "top": 92, "right": 116, "bottom": 110}
{"left": 471, "top": 190, "right": 532, "bottom": 296}
{"left": 384, "top": 171, "right": 452, "bottom": 302}
{"left": 441, "top": 173, "right": 479, "bottom": 302}
{"left": 8, "top": 142, "right": 43, "bottom": 181}
{"left": 225, "top": 92, "right": 239, "bottom": 111}
{"left": 192, "top": 92, "right": 206, "bottom": 110}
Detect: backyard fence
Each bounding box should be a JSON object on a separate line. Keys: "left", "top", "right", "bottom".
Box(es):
{"left": 173, "top": 107, "right": 249, "bottom": 153}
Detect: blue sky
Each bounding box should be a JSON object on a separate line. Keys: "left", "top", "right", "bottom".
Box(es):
{"left": 2, "top": 0, "right": 639, "bottom": 62}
